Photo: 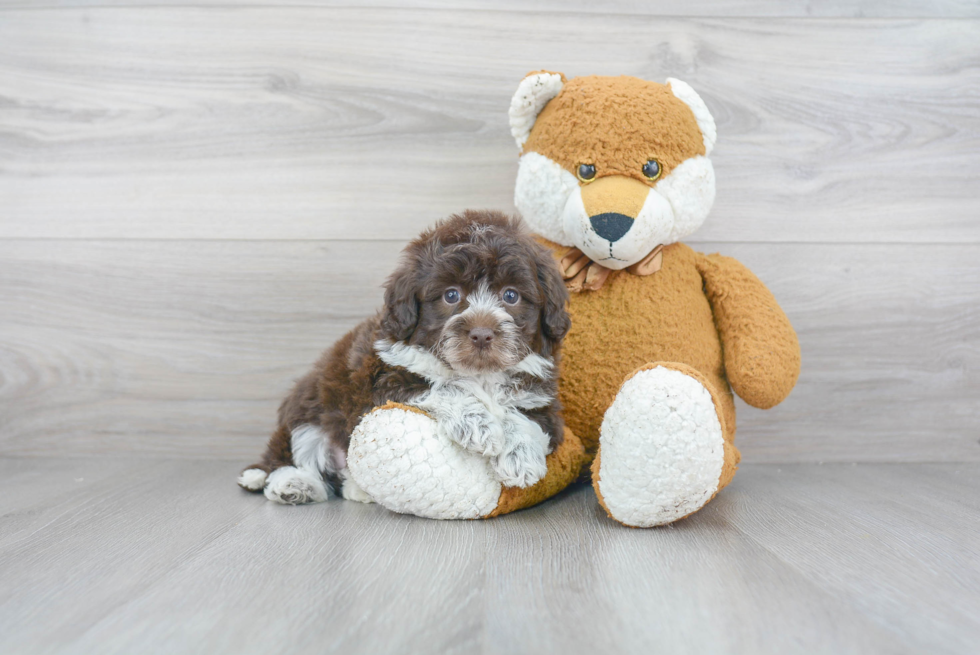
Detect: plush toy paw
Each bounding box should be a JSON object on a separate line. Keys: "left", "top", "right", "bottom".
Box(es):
{"left": 348, "top": 403, "right": 503, "bottom": 520}
{"left": 592, "top": 364, "right": 732, "bottom": 527}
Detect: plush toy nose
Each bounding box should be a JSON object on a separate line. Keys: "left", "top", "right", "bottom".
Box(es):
{"left": 469, "top": 327, "right": 494, "bottom": 349}
{"left": 579, "top": 175, "right": 650, "bottom": 243}
{"left": 589, "top": 213, "right": 634, "bottom": 243}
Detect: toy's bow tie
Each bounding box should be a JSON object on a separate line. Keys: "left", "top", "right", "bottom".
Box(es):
{"left": 560, "top": 245, "right": 664, "bottom": 292}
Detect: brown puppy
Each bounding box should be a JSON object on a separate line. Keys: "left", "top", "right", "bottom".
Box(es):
{"left": 237, "top": 210, "right": 571, "bottom": 504}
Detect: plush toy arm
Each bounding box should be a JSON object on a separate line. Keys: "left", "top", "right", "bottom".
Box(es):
{"left": 697, "top": 254, "right": 801, "bottom": 409}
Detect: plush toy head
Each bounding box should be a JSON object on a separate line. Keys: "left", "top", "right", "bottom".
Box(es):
{"left": 510, "top": 72, "right": 717, "bottom": 270}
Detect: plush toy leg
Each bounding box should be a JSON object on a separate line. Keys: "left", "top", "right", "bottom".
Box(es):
{"left": 592, "top": 363, "right": 739, "bottom": 527}
{"left": 348, "top": 401, "right": 585, "bottom": 520}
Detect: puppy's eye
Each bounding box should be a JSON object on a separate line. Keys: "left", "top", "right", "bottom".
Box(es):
{"left": 501, "top": 288, "right": 520, "bottom": 305}
{"left": 642, "top": 159, "right": 662, "bottom": 181}
{"left": 577, "top": 163, "right": 596, "bottom": 182}
{"left": 443, "top": 288, "right": 461, "bottom": 304}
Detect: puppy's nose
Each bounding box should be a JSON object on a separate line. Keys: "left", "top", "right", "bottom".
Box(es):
{"left": 589, "top": 212, "right": 634, "bottom": 243}
{"left": 468, "top": 327, "right": 494, "bottom": 349}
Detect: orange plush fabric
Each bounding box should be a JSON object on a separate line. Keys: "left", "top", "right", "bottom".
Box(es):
{"left": 697, "top": 255, "right": 801, "bottom": 409}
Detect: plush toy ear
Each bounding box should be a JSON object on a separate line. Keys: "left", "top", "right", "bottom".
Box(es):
{"left": 508, "top": 71, "right": 566, "bottom": 150}
{"left": 666, "top": 78, "right": 717, "bottom": 156}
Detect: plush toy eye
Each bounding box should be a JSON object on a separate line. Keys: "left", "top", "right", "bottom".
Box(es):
{"left": 443, "top": 288, "right": 461, "bottom": 304}
{"left": 642, "top": 159, "right": 662, "bottom": 181}
{"left": 501, "top": 288, "right": 520, "bottom": 305}
{"left": 577, "top": 163, "right": 596, "bottom": 182}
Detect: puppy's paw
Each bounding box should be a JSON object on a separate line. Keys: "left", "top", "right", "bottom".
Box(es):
{"left": 237, "top": 468, "right": 267, "bottom": 491}
{"left": 341, "top": 474, "right": 374, "bottom": 504}
{"left": 442, "top": 407, "right": 505, "bottom": 457}
{"left": 263, "top": 466, "right": 329, "bottom": 505}
{"left": 491, "top": 440, "right": 548, "bottom": 489}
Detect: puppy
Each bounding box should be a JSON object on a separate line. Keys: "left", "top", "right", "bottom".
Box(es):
{"left": 237, "top": 210, "right": 571, "bottom": 505}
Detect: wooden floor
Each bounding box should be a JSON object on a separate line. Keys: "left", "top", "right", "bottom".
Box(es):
{"left": 0, "top": 459, "right": 977, "bottom": 655}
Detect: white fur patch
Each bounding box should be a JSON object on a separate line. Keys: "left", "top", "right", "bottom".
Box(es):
{"left": 459, "top": 284, "right": 512, "bottom": 324}
{"left": 375, "top": 339, "right": 454, "bottom": 383}
{"left": 514, "top": 151, "right": 578, "bottom": 244}
{"left": 291, "top": 424, "right": 333, "bottom": 476}
{"left": 237, "top": 468, "right": 267, "bottom": 491}
{"left": 658, "top": 156, "right": 716, "bottom": 243}
{"left": 347, "top": 407, "right": 502, "bottom": 519}
{"left": 509, "top": 73, "right": 564, "bottom": 150}
{"left": 597, "top": 367, "right": 725, "bottom": 527}
{"left": 667, "top": 78, "right": 717, "bottom": 156}
{"left": 489, "top": 412, "right": 549, "bottom": 488}
{"left": 264, "top": 466, "right": 330, "bottom": 505}
{"left": 509, "top": 352, "right": 553, "bottom": 380}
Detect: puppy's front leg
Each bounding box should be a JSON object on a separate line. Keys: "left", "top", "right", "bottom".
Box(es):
{"left": 490, "top": 412, "right": 549, "bottom": 488}
{"left": 423, "top": 388, "right": 505, "bottom": 457}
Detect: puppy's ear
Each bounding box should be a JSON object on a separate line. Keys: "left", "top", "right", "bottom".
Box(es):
{"left": 381, "top": 258, "right": 420, "bottom": 342}
{"left": 533, "top": 244, "right": 571, "bottom": 346}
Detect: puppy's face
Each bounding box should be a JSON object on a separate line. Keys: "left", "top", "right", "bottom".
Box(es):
{"left": 381, "top": 211, "right": 570, "bottom": 372}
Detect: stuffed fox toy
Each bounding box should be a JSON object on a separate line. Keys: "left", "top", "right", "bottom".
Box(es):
{"left": 347, "top": 72, "right": 801, "bottom": 527}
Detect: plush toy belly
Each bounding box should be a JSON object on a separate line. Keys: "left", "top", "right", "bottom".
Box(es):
{"left": 555, "top": 242, "right": 736, "bottom": 456}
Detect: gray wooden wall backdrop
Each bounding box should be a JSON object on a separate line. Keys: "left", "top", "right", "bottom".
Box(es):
{"left": 1, "top": 2, "right": 978, "bottom": 463}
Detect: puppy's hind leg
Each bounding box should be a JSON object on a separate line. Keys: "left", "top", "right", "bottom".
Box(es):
{"left": 237, "top": 424, "right": 291, "bottom": 492}
{"left": 263, "top": 424, "right": 337, "bottom": 505}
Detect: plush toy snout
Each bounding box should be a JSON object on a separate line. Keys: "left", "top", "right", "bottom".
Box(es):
{"left": 581, "top": 175, "right": 650, "bottom": 243}
{"left": 562, "top": 176, "right": 674, "bottom": 270}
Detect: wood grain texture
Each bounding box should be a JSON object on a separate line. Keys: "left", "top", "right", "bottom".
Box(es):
{"left": 2, "top": 2, "right": 978, "bottom": 18}
{"left": 1, "top": 10, "right": 978, "bottom": 243}
{"left": 1, "top": 239, "right": 977, "bottom": 462}
{"left": 1, "top": 458, "right": 977, "bottom": 654}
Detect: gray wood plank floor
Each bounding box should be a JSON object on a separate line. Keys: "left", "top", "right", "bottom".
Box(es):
{"left": 0, "top": 458, "right": 976, "bottom": 655}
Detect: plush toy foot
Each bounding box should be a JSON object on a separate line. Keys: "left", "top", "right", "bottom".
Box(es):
{"left": 592, "top": 363, "right": 737, "bottom": 527}
{"left": 348, "top": 402, "right": 586, "bottom": 520}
